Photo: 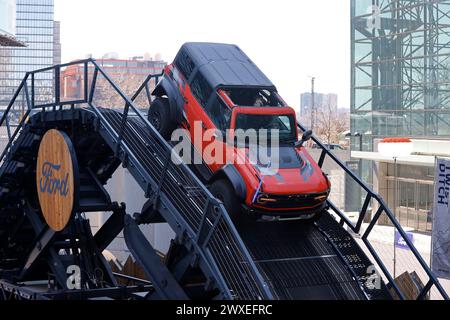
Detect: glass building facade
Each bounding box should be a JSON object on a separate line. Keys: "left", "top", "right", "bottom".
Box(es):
{"left": 352, "top": 0, "right": 450, "bottom": 147}
{"left": 351, "top": 0, "right": 450, "bottom": 151}
{"left": 0, "top": 0, "right": 16, "bottom": 36}
{"left": 351, "top": 0, "right": 450, "bottom": 232}
{"left": 0, "top": 0, "right": 55, "bottom": 111}
{"left": 351, "top": 1, "right": 450, "bottom": 177}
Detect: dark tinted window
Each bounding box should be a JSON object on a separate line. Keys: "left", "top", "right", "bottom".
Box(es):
{"left": 235, "top": 114, "right": 296, "bottom": 143}
{"left": 175, "top": 50, "right": 195, "bottom": 80}
{"left": 207, "top": 97, "right": 232, "bottom": 132}
{"left": 224, "top": 88, "right": 285, "bottom": 107}
{"left": 190, "top": 72, "right": 212, "bottom": 107}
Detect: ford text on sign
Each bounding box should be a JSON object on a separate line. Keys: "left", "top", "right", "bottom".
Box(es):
{"left": 36, "top": 130, "right": 78, "bottom": 232}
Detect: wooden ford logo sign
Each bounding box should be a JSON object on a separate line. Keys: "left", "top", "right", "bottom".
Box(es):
{"left": 36, "top": 130, "right": 79, "bottom": 232}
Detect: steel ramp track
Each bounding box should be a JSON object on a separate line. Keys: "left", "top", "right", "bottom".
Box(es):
{"left": 95, "top": 108, "right": 271, "bottom": 300}
{"left": 96, "top": 108, "right": 371, "bottom": 300}
{"left": 239, "top": 216, "right": 367, "bottom": 300}
{"left": 317, "top": 213, "right": 392, "bottom": 300}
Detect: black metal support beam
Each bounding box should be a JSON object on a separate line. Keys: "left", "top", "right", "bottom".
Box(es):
{"left": 79, "top": 217, "right": 118, "bottom": 287}
{"left": 94, "top": 203, "right": 126, "bottom": 252}
{"left": 23, "top": 204, "right": 68, "bottom": 288}
{"left": 123, "top": 215, "right": 188, "bottom": 300}
{"left": 135, "top": 199, "right": 165, "bottom": 225}
{"left": 0, "top": 279, "right": 153, "bottom": 300}
{"left": 18, "top": 227, "right": 56, "bottom": 281}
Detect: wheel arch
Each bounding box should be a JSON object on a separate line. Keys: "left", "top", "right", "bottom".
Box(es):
{"left": 152, "top": 77, "right": 184, "bottom": 125}
{"left": 210, "top": 165, "right": 247, "bottom": 201}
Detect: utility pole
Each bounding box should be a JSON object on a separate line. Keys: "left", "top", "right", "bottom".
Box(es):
{"left": 310, "top": 77, "right": 316, "bottom": 132}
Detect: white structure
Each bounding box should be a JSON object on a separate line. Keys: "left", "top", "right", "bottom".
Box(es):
{"left": 0, "top": 0, "right": 16, "bottom": 36}
{"left": 352, "top": 139, "right": 450, "bottom": 233}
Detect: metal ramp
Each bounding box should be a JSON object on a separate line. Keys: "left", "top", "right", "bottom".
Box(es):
{"left": 0, "top": 59, "right": 448, "bottom": 300}
{"left": 94, "top": 107, "right": 269, "bottom": 299}
{"left": 96, "top": 108, "right": 372, "bottom": 300}
{"left": 0, "top": 59, "right": 271, "bottom": 300}
{"left": 240, "top": 218, "right": 367, "bottom": 300}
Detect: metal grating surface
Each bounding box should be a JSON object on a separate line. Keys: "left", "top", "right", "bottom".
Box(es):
{"left": 239, "top": 219, "right": 367, "bottom": 300}
{"left": 317, "top": 213, "right": 392, "bottom": 300}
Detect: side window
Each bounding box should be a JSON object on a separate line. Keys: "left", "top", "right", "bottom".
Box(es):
{"left": 207, "top": 97, "right": 232, "bottom": 132}
{"left": 174, "top": 50, "right": 195, "bottom": 80}
{"left": 190, "top": 72, "right": 212, "bottom": 107}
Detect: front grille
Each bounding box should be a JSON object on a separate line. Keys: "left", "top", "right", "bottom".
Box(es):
{"left": 256, "top": 192, "right": 329, "bottom": 209}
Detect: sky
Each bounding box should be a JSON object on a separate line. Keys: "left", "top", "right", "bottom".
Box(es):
{"left": 54, "top": 0, "right": 351, "bottom": 111}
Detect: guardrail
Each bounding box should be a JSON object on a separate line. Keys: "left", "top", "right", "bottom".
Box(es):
{"left": 89, "top": 59, "right": 273, "bottom": 300}
{"left": 297, "top": 122, "right": 449, "bottom": 300}
{"left": 0, "top": 59, "right": 272, "bottom": 300}
{"left": 3, "top": 58, "right": 445, "bottom": 300}
{"left": 133, "top": 69, "right": 448, "bottom": 300}
{"left": 0, "top": 59, "right": 92, "bottom": 165}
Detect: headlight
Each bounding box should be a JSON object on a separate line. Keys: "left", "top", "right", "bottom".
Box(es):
{"left": 257, "top": 194, "right": 277, "bottom": 204}
{"left": 314, "top": 195, "right": 328, "bottom": 201}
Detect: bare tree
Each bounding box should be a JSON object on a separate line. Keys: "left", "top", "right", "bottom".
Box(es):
{"left": 316, "top": 102, "right": 349, "bottom": 145}
{"left": 92, "top": 73, "right": 157, "bottom": 110}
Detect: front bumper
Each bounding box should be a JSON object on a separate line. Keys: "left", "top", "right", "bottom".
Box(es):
{"left": 243, "top": 201, "right": 328, "bottom": 220}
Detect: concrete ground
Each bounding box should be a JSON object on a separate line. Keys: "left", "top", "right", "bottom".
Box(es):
{"left": 347, "top": 222, "right": 450, "bottom": 300}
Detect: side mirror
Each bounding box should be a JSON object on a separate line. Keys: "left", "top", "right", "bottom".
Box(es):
{"left": 295, "top": 130, "right": 313, "bottom": 148}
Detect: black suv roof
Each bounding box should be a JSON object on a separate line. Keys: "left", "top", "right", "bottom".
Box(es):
{"left": 175, "top": 42, "right": 276, "bottom": 90}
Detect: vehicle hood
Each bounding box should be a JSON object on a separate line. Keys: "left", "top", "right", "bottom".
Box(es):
{"left": 248, "top": 146, "right": 330, "bottom": 195}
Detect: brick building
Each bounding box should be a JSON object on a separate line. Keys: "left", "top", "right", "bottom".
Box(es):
{"left": 61, "top": 57, "right": 166, "bottom": 102}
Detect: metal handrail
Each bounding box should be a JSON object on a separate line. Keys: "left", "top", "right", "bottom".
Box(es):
{"left": 130, "top": 72, "right": 163, "bottom": 103}
{"left": 0, "top": 77, "right": 27, "bottom": 127}
{"left": 0, "top": 75, "right": 30, "bottom": 164}
{"left": 297, "top": 122, "right": 449, "bottom": 300}
{"left": 87, "top": 60, "right": 272, "bottom": 300}
{"left": 4, "top": 58, "right": 444, "bottom": 300}
{"left": 1, "top": 59, "right": 93, "bottom": 164}
{"left": 1, "top": 60, "right": 273, "bottom": 300}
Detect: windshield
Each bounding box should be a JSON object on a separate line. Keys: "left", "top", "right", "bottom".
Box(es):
{"left": 223, "top": 88, "right": 285, "bottom": 107}
{"left": 234, "top": 113, "right": 297, "bottom": 145}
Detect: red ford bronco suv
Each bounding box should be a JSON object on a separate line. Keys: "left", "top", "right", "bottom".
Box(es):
{"left": 149, "top": 42, "right": 330, "bottom": 221}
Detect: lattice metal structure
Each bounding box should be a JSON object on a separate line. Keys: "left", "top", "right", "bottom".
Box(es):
{"left": 351, "top": 0, "right": 450, "bottom": 153}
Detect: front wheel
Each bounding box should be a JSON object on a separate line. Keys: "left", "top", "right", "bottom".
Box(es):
{"left": 209, "top": 179, "right": 242, "bottom": 223}
{"left": 148, "top": 97, "right": 177, "bottom": 140}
